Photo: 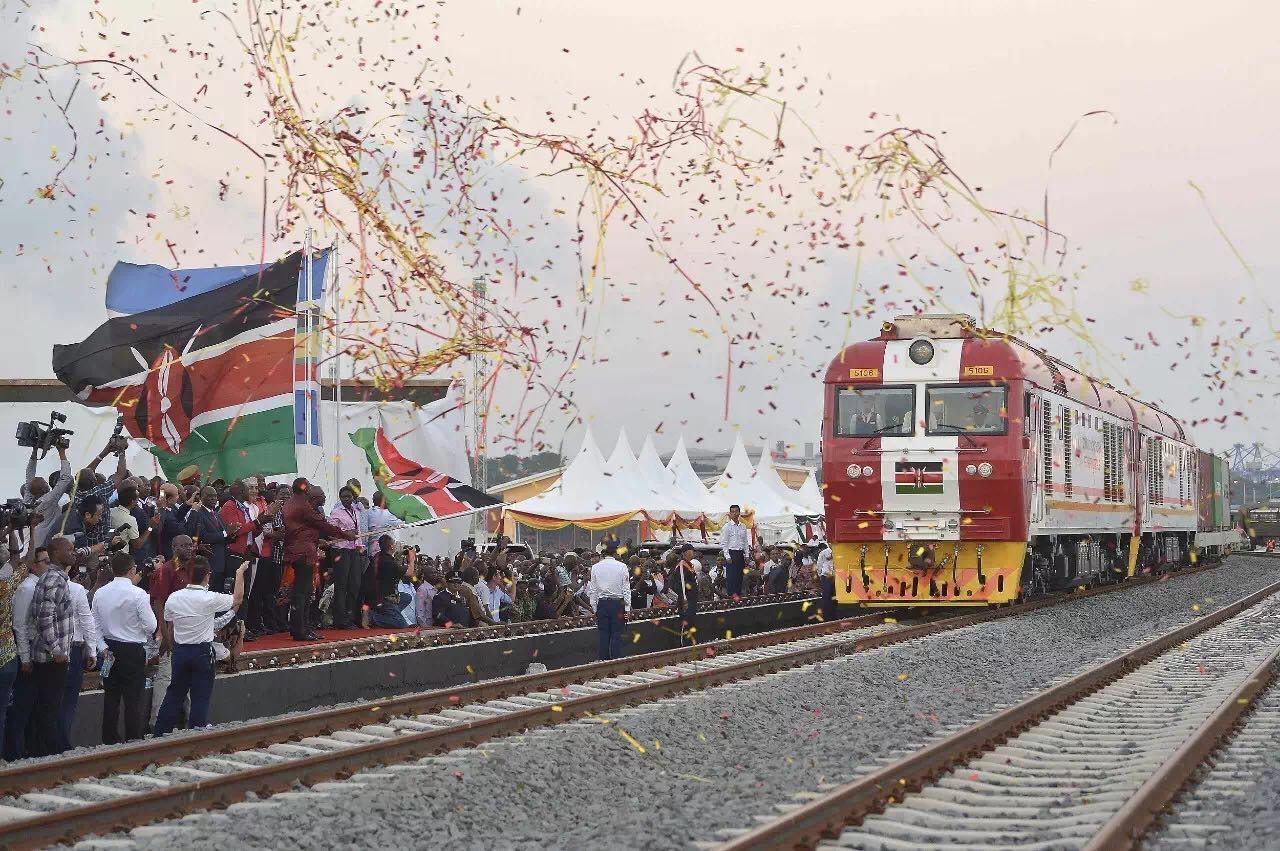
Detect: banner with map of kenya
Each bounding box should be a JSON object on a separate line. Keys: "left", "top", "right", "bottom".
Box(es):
{"left": 350, "top": 424, "right": 502, "bottom": 523}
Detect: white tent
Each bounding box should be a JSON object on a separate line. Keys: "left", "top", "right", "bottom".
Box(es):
{"left": 505, "top": 428, "right": 644, "bottom": 527}
{"left": 797, "top": 471, "right": 824, "bottom": 515}
{"left": 756, "top": 447, "right": 822, "bottom": 516}
{"left": 631, "top": 435, "right": 707, "bottom": 519}
{"left": 709, "top": 434, "right": 801, "bottom": 517}
{"left": 665, "top": 435, "right": 729, "bottom": 514}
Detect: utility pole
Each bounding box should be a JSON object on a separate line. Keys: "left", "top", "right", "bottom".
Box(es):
{"left": 471, "top": 276, "right": 489, "bottom": 540}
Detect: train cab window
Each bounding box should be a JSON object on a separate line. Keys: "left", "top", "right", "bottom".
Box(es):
{"left": 835, "top": 386, "right": 916, "bottom": 437}
{"left": 925, "top": 384, "right": 1008, "bottom": 435}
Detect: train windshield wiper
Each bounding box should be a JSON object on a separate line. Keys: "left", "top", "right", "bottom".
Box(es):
{"left": 931, "top": 422, "right": 982, "bottom": 449}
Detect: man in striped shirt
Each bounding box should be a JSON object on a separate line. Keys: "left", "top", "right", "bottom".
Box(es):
{"left": 28, "top": 535, "right": 75, "bottom": 756}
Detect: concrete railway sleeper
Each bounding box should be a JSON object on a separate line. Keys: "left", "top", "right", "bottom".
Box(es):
{"left": 715, "top": 578, "right": 1280, "bottom": 851}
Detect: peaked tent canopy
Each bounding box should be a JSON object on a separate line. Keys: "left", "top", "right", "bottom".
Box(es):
{"left": 797, "top": 471, "right": 824, "bottom": 515}
{"left": 756, "top": 445, "right": 823, "bottom": 516}
{"left": 505, "top": 427, "right": 642, "bottom": 530}
{"left": 665, "top": 436, "right": 729, "bottom": 514}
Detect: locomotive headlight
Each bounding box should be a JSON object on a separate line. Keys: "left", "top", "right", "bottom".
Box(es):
{"left": 965, "top": 464, "right": 978, "bottom": 476}
{"left": 862, "top": 465, "right": 874, "bottom": 477}
{"left": 946, "top": 518, "right": 959, "bottom": 529}
{"left": 847, "top": 464, "right": 861, "bottom": 478}
{"left": 908, "top": 338, "right": 935, "bottom": 365}
{"left": 883, "top": 519, "right": 895, "bottom": 530}
{"left": 977, "top": 462, "right": 993, "bottom": 478}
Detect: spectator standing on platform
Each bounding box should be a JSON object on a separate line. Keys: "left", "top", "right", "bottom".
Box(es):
{"left": 585, "top": 543, "right": 629, "bottom": 660}
{"left": 328, "top": 486, "right": 367, "bottom": 631}
{"left": 414, "top": 569, "right": 438, "bottom": 627}
{"left": 155, "top": 484, "right": 195, "bottom": 561}
{"left": 108, "top": 484, "right": 149, "bottom": 566}
{"left": 153, "top": 557, "right": 248, "bottom": 735}
{"left": 365, "top": 492, "right": 399, "bottom": 558}
{"left": 57, "top": 562, "right": 103, "bottom": 752}
{"left": 5, "top": 543, "right": 46, "bottom": 761}
{"left": 249, "top": 488, "right": 288, "bottom": 635}
{"left": 93, "top": 552, "right": 156, "bottom": 744}
{"left": 218, "top": 480, "right": 257, "bottom": 633}
{"left": 671, "top": 545, "right": 699, "bottom": 645}
{"left": 816, "top": 543, "right": 836, "bottom": 621}
{"left": 28, "top": 536, "right": 76, "bottom": 756}
{"left": 283, "top": 480, "right": 355, "bottom": 641}
{"left": 186, "top": 487, "right": 230, "bottom": 593}
{"left": 149, "top": 534, "right": 194, "bottom": 728}
{"left": 481, "top": 566, "right": 516, "bottom": 623}
{"left": 721, "top": 505, "right": 749, "bottom": 598}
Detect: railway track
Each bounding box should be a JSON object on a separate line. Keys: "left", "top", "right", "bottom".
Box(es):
{"left": 717, "top": 577, "right": 1280, "bottom": 851}
{"left": 1, "top": 561, "right": 1235, "bottom": 849}
{"left": 76, "top": 591, "right": 814, "bottom": 691}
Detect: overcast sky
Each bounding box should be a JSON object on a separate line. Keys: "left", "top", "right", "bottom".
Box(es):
{"left": 2, "top": 0, "right": 1276, "bottom": 462}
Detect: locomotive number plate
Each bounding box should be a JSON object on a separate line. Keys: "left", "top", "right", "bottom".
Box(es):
{"left": 963, "top": 365, "right": 994, "bottom": 377}
{"left": 849, "top": 368, "right": 880, "bottom": 379}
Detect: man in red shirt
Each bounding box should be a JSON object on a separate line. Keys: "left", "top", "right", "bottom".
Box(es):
{"left": 218, "top": 480, "right": 258, "bottom": 638}
{"left": 283, "top": 479, "right": 355, "bottom": 641}
{"left": 147, "top": 534, "right": 194, "bottom": 728}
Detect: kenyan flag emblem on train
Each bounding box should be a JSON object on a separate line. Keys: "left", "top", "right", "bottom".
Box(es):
{"left": 895, "top": 461, "right": 944, "bottom": 495}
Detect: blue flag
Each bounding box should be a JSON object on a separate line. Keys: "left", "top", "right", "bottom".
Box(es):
{"left": 105, "top": 251, "right": 329, "bottom": 314}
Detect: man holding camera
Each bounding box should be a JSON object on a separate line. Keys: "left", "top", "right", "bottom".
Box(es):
{"left": 23, "top": 443, "right": 72, "bottom": 547}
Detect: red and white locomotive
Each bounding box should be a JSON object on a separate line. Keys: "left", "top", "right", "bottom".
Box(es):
{"left": 821, "top": 314, "right": 1240, "bottom": 607}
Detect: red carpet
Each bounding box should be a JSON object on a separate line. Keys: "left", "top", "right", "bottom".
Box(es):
{"left": 245, "top": 626, "right": 427, "bottom": 653}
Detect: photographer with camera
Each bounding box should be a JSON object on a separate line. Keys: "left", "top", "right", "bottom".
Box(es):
{"left": 72, "top": 495, "right": 124, "bottom": 560}
{"left": 23, "top": 442, "right": 72, "bottom": 548}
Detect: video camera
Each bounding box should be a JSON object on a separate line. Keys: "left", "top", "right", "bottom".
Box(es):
{"left": 0, "top": 498, "right": 37, "bottom": 529}
{"left": 460, "top": 537, "right": 477, "bottom": 554}
{"left": 15, "top": 410, "right": 73, "bottom": 459}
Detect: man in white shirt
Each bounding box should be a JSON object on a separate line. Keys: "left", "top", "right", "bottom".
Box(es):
{"left": 92, "top": 552, "right": 157, "bottom": 743}
{"left": 153, "top": 556, "right": 248, "bottom": 736}
{"left": 365, "top": 492, "right": 400, "bottom": 559}
{"left": 3, "top": 547, "right": 48, "bottom": 760}
{"left": 57, "top": 567, "right": 103, "bottom": 752}
{"left": 816, "top": 543, "right": 837, "bottom": 622}
{"left": 584, "top": 543, "right": 630, "bottom": 660}
{"left": 720, "top": 504, "right": 750, "bottom": 598}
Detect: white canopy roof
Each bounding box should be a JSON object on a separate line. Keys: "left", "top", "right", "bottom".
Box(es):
{"left": 709, "top": 433, "right": 814, "bottom": 520}
{"left": 756, "top": 447, "right": 823, "bottom": 515}
{"left": 507, "top": 427, "right": 644, "bottom": 521}
{"left": 797, "top": 471, "right": 824, "bottom": 514}
{"left": 663, "top": 435, "right": 731, "bottom": 515}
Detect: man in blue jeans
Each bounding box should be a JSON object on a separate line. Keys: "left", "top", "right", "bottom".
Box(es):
{"left": 154, "top": 556, "right": 247, "bottom": 735}
{"left": 585, "top": 543, "right": 630, "bottom": 660}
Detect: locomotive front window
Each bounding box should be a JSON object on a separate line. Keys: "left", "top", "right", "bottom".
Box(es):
{"left": 926, "top": 384, "right": 1008, "bottom": 435}
{"left": 835, "top": 386, "right": 916, "bottom": 437}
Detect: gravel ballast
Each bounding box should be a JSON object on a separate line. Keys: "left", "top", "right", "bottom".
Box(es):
{"left": 84, "top": 555, "right": 1280, "bottom": 851}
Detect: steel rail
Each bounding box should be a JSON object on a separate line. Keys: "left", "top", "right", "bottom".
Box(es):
{"left": 3, "top": 563, "right": 1229, "bottom": 849}
{"left": 19, "top": 567, "right": 1188, "bottom": 801}
{"left": 0, "top": 611, "right": 886, "bottom": 799}
{"left": 1083, "top": 643, "right": 1280, "bottom": 851}
{"left": 716, "top": 577, "right": 1280, "bottom": 851}
{"left": 76, "top": 591, "right": 815, "bottom": 690}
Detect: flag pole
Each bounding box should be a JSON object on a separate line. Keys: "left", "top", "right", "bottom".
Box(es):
{"left": 331, "top": 240, "right": 342, "bottom": 500}
{"left": 301, "top": 228, "right": 314, "bottom": 478}
{"left": 356, "top": 502, "right": 510, "bottom": 540}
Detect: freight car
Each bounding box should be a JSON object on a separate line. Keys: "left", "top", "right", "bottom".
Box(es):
{"left": 822, "top": 314, "right": 1243, "bottom": 607}
{"left": 1240, "top": 503, "right": 1280, "bottom": 549}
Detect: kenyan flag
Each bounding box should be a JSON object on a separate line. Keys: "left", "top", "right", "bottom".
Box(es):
{"left": 350, "top": 425, "right": 501, "bottom": 523}
{"left": 895, "top": 461, "right": 945, "bottom": 495}
{"left": 52, "top": 252, "right": 305, "bottom": 481}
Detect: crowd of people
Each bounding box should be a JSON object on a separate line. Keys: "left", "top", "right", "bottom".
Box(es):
{"left": 0, "top": 436, "right": 832, "bottom": 757}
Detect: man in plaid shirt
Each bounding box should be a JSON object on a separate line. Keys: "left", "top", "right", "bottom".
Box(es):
{"left": 28, "top": 535, "right": 74, "bottom": 756}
